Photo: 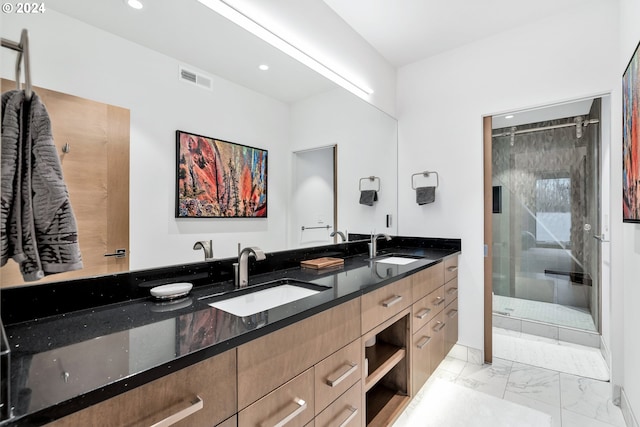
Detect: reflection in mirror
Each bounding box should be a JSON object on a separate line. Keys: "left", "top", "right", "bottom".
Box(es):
{"left": 0, "top": 1, "right": 397, "bottom": 288}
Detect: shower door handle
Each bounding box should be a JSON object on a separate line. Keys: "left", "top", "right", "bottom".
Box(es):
{"left": 593, "top": 234, "right": 610, "bottom": 243}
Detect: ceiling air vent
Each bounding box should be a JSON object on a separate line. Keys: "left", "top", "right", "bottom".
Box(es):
{"left": 178, "top": 65, "right": 213, "bottom": 91}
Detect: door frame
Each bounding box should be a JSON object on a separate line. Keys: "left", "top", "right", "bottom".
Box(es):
{"left": 290, "top": 145, "right": 338, "bottom": 247}
{"left": 483, "top": 116, "right": 493, "bottom": 364}
{"left": 483, "top": 95, "right": 610, "bottom": 364}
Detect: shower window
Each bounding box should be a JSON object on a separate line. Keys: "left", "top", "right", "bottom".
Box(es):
{"left": 535, "top": 177, "right": 571, "bottom": 245}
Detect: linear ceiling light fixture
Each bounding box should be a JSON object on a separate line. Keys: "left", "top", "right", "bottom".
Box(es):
{"left": 197, "top": 0, "right": 374, "bottom": 98}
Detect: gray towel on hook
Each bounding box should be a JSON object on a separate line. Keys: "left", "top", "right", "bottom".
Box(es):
{"left": 1, "top": 90, "right": 83, "bottom": 281}
{"left": 359, "top": 190, "right": 378, "bottom": 206}
{"left": 416, "top": 186, "right": 436, "bottom": 205}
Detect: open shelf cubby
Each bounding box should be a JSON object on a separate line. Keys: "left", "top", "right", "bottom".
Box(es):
{"left": 364, "top": 311, "right": 410, "bottom": 426}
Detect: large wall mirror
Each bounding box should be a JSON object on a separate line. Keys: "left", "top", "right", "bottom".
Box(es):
{"left": 0, "top": 0, "right": 398, "bottom": 287}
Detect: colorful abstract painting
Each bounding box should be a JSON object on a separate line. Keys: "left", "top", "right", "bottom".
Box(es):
{"left": 623, "top": 41, "right": 640, "bottom": 223}
{"left": 176, "top": 130, "right": 267, "bottom": 218}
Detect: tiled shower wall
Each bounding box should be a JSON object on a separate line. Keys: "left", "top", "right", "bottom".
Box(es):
{"left": 491, "top": 101, "right": 600, "bottom": 319}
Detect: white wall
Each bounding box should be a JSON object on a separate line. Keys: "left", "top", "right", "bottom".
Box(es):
{"left": 397, "top": 0, "right": 619, "bottom": 355}
{"left": 620, "top": 0, "right": 640, "bottom": 422}
{"left": 290, "top": 89, "right": 398, "bottom": 238}
{"left": 1, "top": 10, "right": 291, "bottom": 268}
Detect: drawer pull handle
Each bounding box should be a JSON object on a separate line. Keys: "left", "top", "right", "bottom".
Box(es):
{"left": 447, "top": 266, "right": 458, "bottom": 272}
{"left": 382, "top": 295, "right": 402, "bottom": 307}
{"left": 433, "top": 321, "right": 446, "bottom": 332}
{"left": 433, "top": 297, "right": 445, "bottom": 307}
{"left": 416, "top": 336, "right": 432, "bottom": 349}
{"left": 447, "top": 287, "right": 458, "bottom": 295}
{"left": 338, "top": 406, "right": 359, "bottom": 427}
{"left": 150, "top": 396, "right": 203, "bottom": 427}
{"left": 326, "top": 362, "right": 358, "bottom": 387}
{"left": 416, "top": 308, "right": 431, "bottom": 319}
{"left": 448, "top": 309, "right": 458, "bottom": 318}
{"left": 263, "top": 397, "right": 307, "bottom": 427}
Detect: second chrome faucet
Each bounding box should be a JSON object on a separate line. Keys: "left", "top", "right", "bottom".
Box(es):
{"left": 369, "top": 233, "right": 392, "bottom": 258}
{"left": 235, "top": 246, "right": 266, "bottom": 288}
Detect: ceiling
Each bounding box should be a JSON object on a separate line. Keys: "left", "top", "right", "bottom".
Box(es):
{"left": 322, "top": 0, "right": 595, "bottom": 68}
{"left": 48, "top": 0, "right": 336, "bottom": 104}
{"left": 47, "top": 0, "right": 598, "bottom": 120}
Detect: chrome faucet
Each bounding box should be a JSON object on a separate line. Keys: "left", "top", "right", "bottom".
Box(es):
{"left": 369, "top": 233, "right": 391, "bottom": 258}
{"left": 193, "top": 240, "right": 214, "bottom": 260}
{"left": 330, "top": 230, "right": 348, "bottom": 242}
{"left": 235, "top": 246, "right": 266, "bottom": 288}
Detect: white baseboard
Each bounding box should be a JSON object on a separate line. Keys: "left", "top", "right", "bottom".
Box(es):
{"left": 621, "top": 387, "right": 639, "bottom": 427}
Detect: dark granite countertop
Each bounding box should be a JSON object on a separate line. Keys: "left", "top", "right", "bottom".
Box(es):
{"left": 0, "top": 236, "right": 460, "bottom": 426}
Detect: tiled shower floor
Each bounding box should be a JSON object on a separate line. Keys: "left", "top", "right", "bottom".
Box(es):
{"left": 493, "top": 295, "right": 597, "bottom": 332}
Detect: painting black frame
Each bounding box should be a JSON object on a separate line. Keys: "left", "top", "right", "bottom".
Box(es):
{"left": 176, "top": 130, "right": 268, "bottom": 218}
{"left": 623, "top": 40, "right": 640, "bottom": 223}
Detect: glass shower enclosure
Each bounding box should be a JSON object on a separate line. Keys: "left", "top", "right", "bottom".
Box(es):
{"left": 491, "top": 99, "right": 601, "bottom": 332}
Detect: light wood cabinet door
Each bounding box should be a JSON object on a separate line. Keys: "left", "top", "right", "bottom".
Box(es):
{"left": 411, "top": 323, "right": 433, "bottom": 396}
{"left": 238, "top": 298, "right": 361, "bottom": 409}
{"left": 361, "top": 277, "right": 412, "bottom": 334}
{"left": 411, "top": 286, "right": 444, "bottom": 333}
{"left": 410, "top": 263, "right": 444, "bottom": 302}
{"left": 444, "top": 298, "right": 459, "bottom": 356}
{"left": 315, "top": 381, "right": 362, "bottom": 427}
{"left": 315, "top": 339, "right": 362, "bottom": 414}
{"left": 428, "top": 311, "right": 446, "bottom": 375}
{"left": 47, "top": 349, "right": 237, "bottom": 427}
{"left": 217, "top": 415, "right": 237, "bottom": 427}
{"left": 238, "top": 368, "right": 314, "bottom": 427}
{"left": 444, "top": 256, "right": 459, "bottom": 284}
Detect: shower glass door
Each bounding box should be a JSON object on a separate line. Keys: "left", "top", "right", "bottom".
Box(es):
{"left": 491, "top": 101, "right": 600, "bottom": 332}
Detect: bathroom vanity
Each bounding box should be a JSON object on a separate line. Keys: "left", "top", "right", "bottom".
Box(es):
{"left": 0, "top": 237, "right": 460, "bottom": 426}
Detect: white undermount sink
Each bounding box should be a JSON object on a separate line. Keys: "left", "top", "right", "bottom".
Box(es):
{"left": 375, "top": 256, "right": 420, "bottom": 266}
{"left": 208, "top": 282, "right": 322, "bottom": 317}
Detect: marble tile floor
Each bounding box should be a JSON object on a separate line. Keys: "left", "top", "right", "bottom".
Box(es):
{"left": 394, "top": 331, "right": 625, "bottom": 427}
{"left": 493, "top": 295, "right": 597, "bottom": 332}
{"left": 493, "top": 327, "right": 609, "bottom": 381}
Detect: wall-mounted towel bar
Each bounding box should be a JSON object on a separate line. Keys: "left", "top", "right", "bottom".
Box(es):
{"left": 359, "top": 176, "right": 380, "bottom": 192}
{"left": 411, "top": 171, "right": 439, "bottom": 190}
{"left": 301, "top": 225, "right": 332, "bottom": 231}
{"left": 1, "top": 29, "right": 32, "bottom": 100}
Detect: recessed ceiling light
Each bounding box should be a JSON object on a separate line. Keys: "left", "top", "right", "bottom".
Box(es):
{"left": 258, "top": 64, "right": 269, "bottom": 71}
{"left": 127, "top": 0, "right": 144, "bottom": 10}
{"left": 505, "top": 115, "right": 514, "bottom": 119}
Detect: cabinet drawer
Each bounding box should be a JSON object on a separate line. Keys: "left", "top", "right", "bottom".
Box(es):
{"left": 315, "top": 339, "right": 362, "bottom": 414}
{"left": 444, "top": 298, "right": 459, "bottom": 356}
{"left": 361, "top": 277, "right": 412, "bottom": 334}
{"left": 411, "top": 286, "right": 444, "bottom": 332}
{"left": 47, "top": 349, "right": 237, "bottom": 427}
{"left": 239, "top": 368, "right": 314, "bottom": 427}
{"left": 428, "top": 311, "right": 446, "bottom": 374}
{"left": 411, "top": 263, "right": 444, "bottom": 302}
{"left": 315, "top": 381, "right": 362, "bottom": 427}
{"left": 411, "top": 323, "right": 433, "bottom": 396}
{"left": 444, "top": 276, "right": 458, "bottom": 307}
{"left": 444, "top": 256, "right": 459, "bottom": 283}
{"left": 238, "top": 298, "right": 360, "bottom": 409}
